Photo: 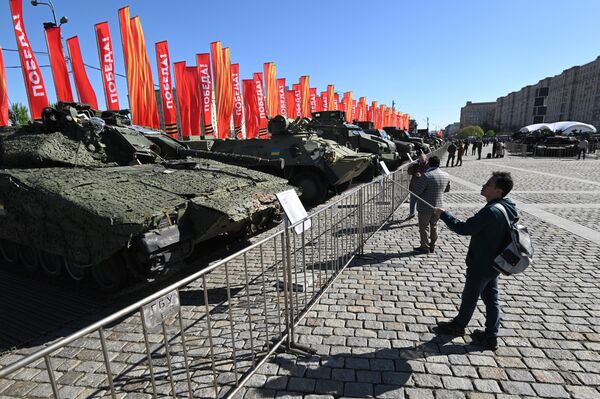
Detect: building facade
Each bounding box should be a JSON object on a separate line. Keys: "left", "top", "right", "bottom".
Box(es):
{"left": 460, "top": 101, "right": 496, "bottom": 127}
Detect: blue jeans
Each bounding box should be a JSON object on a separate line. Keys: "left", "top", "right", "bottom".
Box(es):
{"left": 409, "top": 194, "right": 417, "bottom": 215}
{"left": 453, "top": 272, "right": 500, "bottom": 337}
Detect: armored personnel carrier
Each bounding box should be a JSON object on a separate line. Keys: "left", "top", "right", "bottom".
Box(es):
{"left": 0, "top": 104, "right": 291, "bottom": 291}
{"left": 355, "top": 121, "right": 415, "bottom": 164}
{"left": 189, "top": 116, "right": 373, "bottom": 206}
{"left": 383, "top": 127, "right": 431, "bottom": 155}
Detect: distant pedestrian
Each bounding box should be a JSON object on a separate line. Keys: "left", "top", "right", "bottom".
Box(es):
{"left": 464, "top": 140, "right": 470, "bottom": 156}
{"left": 578, "top": 137, "right": 589, "bottom": 160}
{"left": 406, "top": 153, "right": 428, "bottom": 219}
{"left": 497, "top": 142, "right": 505, "bottom": 158}
{"left": 491, "top": 140, "right": 497, "bottom": 158}
{"left": 471, "top": 141, "right": 477, "bottom": 156}
{"left": 412, "top": 156, "right": 450, "bottom": 254}
{"left": 456, "top": 142, "right": 465, "bottom": 166}
{"left": 446, "top": 142, "right": 457, "bottom": 167}
{"left": 477, "top": 140, "right": 483, "bottom": 160}
{"left": 432, "top": 172, "right": 517, "bottom": 350}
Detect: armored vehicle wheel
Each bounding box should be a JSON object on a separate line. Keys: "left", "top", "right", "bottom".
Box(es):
{"left": 292, "top": 172, "right": 327, "bottom": 206}
{"left": 64, "top": 259, "right": 87, "bottom": 281}
{"left": 0, "top": 240, "right": 19, "bottom": 264}
{"left": 91, "top": 257, "right": 127, "bottom": 292}
{"left": 18, "top": 245, "right": 39, "bottom": 272}
{"left": 40, "top": 252, "right": 63, "bottom": 277}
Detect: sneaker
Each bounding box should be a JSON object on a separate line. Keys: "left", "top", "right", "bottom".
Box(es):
{"left": 433, "top": 320, "right": 465, "bottom": 336}
{"left": 470, "top": 329, "right": 498, "bottom": 350}
{"left": 413, "top": 246, "right": 430, "bottom": 254}
{"left": 429, "top": 245, "right": 435, "bottom": 253}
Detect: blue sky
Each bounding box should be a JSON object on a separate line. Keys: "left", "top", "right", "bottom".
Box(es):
{"left": 2, "top": 0, "right": 599, "bottom": 130}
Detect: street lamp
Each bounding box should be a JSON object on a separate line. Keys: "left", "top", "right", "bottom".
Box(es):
{"left": 31, "top": 0, "right": 68, "bottom": 28}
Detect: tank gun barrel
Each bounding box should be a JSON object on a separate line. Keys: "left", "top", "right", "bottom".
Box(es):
{"left": 177, "top": 147, "right": 284, "bottom": 169}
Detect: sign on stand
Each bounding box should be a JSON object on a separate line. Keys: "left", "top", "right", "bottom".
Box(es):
{"left": 379, "top": 161, "right": 391, "bottom": 176}
{"left": 276, "top": 189, "right": 311, "bottom": 234}
{"left": 142, "top": 290, "right": 180, "bottom": 328}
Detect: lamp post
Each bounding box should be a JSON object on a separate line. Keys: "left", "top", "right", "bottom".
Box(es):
{"left": 31, "top": 0, "right": 68, "bottom": 28}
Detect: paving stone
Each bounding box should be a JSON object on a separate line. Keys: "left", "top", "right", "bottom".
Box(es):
{"left": 405, "top": 387, "right": 435, "bottom": 399}
{"left": 441, "top": 376, "right": 473, "bottom": 390}
{"left": 343, "top": 382, "right": 373, "bottom": 397}
{"left": 531, "top": 383, "right": 570, "bottom": 398}
{"left": 472, "top": 379, "right": 501, "bottom": 393}
{"left": 565, "top": 385, "right": 600, "bottom": 399}
{"left": 499, "top": 381, "right": 536, "bottom": 396}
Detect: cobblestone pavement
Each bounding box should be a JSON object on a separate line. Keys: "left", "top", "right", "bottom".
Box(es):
{"left": 233, "top": 154, "right": 600, "bottom": 399}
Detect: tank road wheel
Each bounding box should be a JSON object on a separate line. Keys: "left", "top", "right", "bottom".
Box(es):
{"left": 18, "top": 245, "right": 39, "bottom": 272}
{"left": 39, "top": 252, "right": 63, "bottom": 277}
{"left": 0, "top": 240, "right": 19, "bottom": 265}
{"left": 91, "top": 256, "right": 128, "bottom": 292}
{"left": 64, "top": 259, "right": 88, "bottom": 281}
{"left": 292, "top": 172, "right": 327, "bottom": 206}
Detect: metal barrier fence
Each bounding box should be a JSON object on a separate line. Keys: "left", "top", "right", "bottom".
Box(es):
{"left": 0, "top": 146, "right": 445, "bottom": 398}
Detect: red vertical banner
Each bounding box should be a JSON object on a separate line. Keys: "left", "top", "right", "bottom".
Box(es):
{"left": 196, "top": 53, "right": 215, "bottom": 138}
{"left": 371, "top": 101, "right": 378, "bottom": 123}
{"left": 253, "top": 72, "right": 268, "bottom": 138}
{"left": 231, "top": 63, "right": 243, "bottom": 138}
{"left": 321, "top": 91, "right": 328, "bottom": 112}
{"left": 379, "top": 105, "right": 385, "bottom": 128}
{"left": 299, "top": 76, "right": 310, "bottom": 117}
{"left": 292, "top": 84, "right": 302, "bottom": 118}
{"left": 316, "top": 95, "right": 323, "bottom": 112}
{"left": 404, "top": 114, "right": 409, "bottom": 131}
{"left": 95, "top": 22, "right": 119, "bottom": 110}
{"left": 264, "top": 62, "right": 279, "bottom": 117}
{"left": 277, "top": 78, "right": 287, "bottom": 117}
{"left": 242, "top": 79, "right": 259, "bottom": 139}
{"left": 67, "top": 36, "right": 99, "bottom": 110}
{"left": 44, "top": 26, "right": 73, "bottom": 102}
{"left": 334, "top": 93, "right": 340, "bottom": 111}
{"left": 309, "top": 88, "right": 317, "bottom": 114}
{"left": 173, "top": 61, "right": 190, "bottom": 139}
{"left": 327, "top": 85, "right": 335, "bottom": 110}
{"left": 351, "top": 100, "right": 357, "bottom": 122}
{"left": 286, "top": 90, "right": 296, "bottom": 119}
{"left": 343, "top": 92, "right": 352, "bottom": 122}
{"left": 211, "top": 42, "right": 233, "bottom": 138}
{"left": 9, "top": 0, "right": 49, "bottom": 119}
{"left": 155, "top": 41, "right": 177, "bottom": 137}
{"left": 186, "top": 66, "right": 201, "bottom": 137}
{"left": 0, "top": 48, "right": 8, "bottom": 126}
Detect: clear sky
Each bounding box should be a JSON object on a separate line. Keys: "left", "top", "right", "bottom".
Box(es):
{"left": 2, "top": 0, "right": 599, "bottom": 130}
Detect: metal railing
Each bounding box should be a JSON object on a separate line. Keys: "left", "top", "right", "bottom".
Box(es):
{"left": 0, "top": 146, "right": 446, "bottom": 398}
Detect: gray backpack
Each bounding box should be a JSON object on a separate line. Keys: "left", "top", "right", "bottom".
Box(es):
{"left": 492, "top": 204, "right": 534, "bottom": 275}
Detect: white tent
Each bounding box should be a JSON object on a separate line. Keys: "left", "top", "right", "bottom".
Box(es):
{"left": 519, "top": 121, "right": 597, "bottom": 134}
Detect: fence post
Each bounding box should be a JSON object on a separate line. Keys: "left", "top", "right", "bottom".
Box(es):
{"left": 282, "top": 217, "right": 294, "bottom": 350}
{"left": 358, "top": 188, "right": 365, "bottom": 256}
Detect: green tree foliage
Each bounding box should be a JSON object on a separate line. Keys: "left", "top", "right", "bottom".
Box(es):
{"left": 458, "top": 125, "right": 484, "bottom": 138}
{"left": 485, "top": 129, "right": 496, "bottom": 137}
{"left": 8, "top": 102, "right": 30, "bottom": 126}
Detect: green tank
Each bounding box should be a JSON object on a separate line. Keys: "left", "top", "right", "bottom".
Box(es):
{"left": 187, "top": 116, "right": 374, "bottom": 206}
{"left": 0, "top": 104, "right": 291, "bottom": 291}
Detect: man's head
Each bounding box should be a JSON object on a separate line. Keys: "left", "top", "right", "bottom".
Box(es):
{"left": 481, "top": 171, "right": 513, "bottom": 201}
{"left": 418, "top": 153, "right": 427, "bottom": 165}
{"left": 428, "top": 156, "right": 440, "bottom": 168}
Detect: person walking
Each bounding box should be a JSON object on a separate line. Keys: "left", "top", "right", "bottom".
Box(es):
{"left": 432, "top": 172, "right": 517, "bottom": 350}
{"left": 412, "top": 156, "right": 450, "bottom": 254}
{"left": 463, "top": 140, "right": 470, "bottom": 157}
{"left": 491, "top": 139, "right": 498, "bottom": 158}
{"left": 446, "top": 142, "right": 457, "bottom": 167}
{"left": 471, "top": 141, "right": 477, "bottom": 156}
{"left": 406, "top": 153, "right": 428, "bottom": 219}
{"left": 578, "top": 137, "right": 589, "bottom": 160}
{"left": 456, "top": 142, "right": 465, "bottom": 166}
{"left": 477, "top": 140, "right": 483, "bottom": 160}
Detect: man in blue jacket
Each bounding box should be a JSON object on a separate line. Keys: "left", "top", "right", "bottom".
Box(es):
{"left": 432, "top": 171, "right": 518, "bottom": 350}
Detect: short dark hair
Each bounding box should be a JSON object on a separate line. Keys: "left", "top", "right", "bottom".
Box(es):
{"left": 428, "top": 156, "right": 440, "bottom": 167}
{"left": 491, "top": 171, "right": 513, "bottom": 197}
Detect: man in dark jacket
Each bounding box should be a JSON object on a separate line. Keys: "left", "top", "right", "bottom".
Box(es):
{"left": 446, "top": 142, "right": 457, "bottom": 167}
{"left": 432, "top": 171, "right": 518, "bottom": 350}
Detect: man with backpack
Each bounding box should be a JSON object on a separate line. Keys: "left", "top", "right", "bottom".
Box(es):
{"left": 431, "top": 171, "right": 518, "bottom": 350}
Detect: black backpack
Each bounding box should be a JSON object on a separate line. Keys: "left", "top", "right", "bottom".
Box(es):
{"left": 492, "top": 204, "right": 534, "bottom": 275}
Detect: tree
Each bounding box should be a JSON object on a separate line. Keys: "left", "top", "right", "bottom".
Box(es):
{"left": 458, "top": 125, "right": 484, "bottom": 138}
{"left": 8, "top": 102, "right": 30, "bottom": 126}
{"left": 485, "top": 129, "right": 496, "bottom": 137}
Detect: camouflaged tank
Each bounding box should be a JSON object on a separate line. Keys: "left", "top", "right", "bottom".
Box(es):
{"left": 187, "top": 116, "right": 374, "bottom": 206}
{"left": 0, "top": 104, "right": 291, "bottom": 291}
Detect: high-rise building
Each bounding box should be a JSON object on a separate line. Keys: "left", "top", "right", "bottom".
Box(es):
{"left": 460, "top": 101, "right": 496, "bottom": 127}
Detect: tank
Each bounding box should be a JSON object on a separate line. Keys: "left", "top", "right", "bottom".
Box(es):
{"left": 354, "top": 121, "right": 415, "bottom": 164}
{"left": 188, "top": 116, "right": 374, "bottom": 206}
{"left": 0, "top": 104, "right": 291, "bottom": 291}
{"left": 309, "top": 111, "right": 400, "bottom": 178}
{"left": 383, "top": 126, "right": 431, "bottom": 155}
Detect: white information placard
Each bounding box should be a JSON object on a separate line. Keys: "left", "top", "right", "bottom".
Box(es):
{"left": 276, "top": 189, "right": 312, "bottom": 234}
{"left": 379, "top": 160, "right": 391, "bottom": 176}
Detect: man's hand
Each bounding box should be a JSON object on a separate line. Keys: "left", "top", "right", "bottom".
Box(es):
{"left": 433, "top": 207, "right": 444, "bottom": 216}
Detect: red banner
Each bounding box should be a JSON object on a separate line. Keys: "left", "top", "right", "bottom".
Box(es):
{"left": 173, "top": 61, "right": 191, "bottom": 139}
{"left": 293, "top": 84, "right": 302, "bottom": 118}
{"left": 118, "top": 7, "right": 159, "bottom": 127}
{"left": 242, "top": 79, "right": 259, "bottom": 139}
{"left": 0, "top": 48, "right": 8, "bottom": 126}
{"left": 211, "top": 42, "right": 233, "bottom": 138}
{"left": 321, "top": 91, "right": 328, "bottom": 112}
{"left": 264, "top": 62, "right": 279, "bottom": 117}
{"left": 253, "top": 72, "right": 268, "bottom": 138}
{"left": 154, "top": 41, "right": 177, "bottom": 137}
{"left": 186, "top": 66, "right": 201, "bottom": 137}
{"left": 196, "top": 53, "right": 214, "bottom": 138}
{"left": 299, "top": 76, "right": 310, "bottom": 117}
{"left": 316, "top": 95, "right": 323, "bottom": 112}
{"left": 343, "top": 92, "right": 352, "bottom": 122}
{"left": 9, "top": 0, "right": 49, "bottom": 119}
{"left": 231, "top": 63, "right": 243, "bottom": 138}
{"left": 45, "top": 26, "right": 73, "bottom": 102}
{"left": 309, "top": 88, "right": 317, "bottom": 114}
{"left": 327, "top": 85, "right": 335, "bottom": 110}
{"left": 352, "top": 100, "right": 357, "bottom": 122}
{"left": 67, "top": 36, "right": 98, "bottom": 110}
{"left": 94, "top": 22, "right": 119, "bottom": 110}
{"left": 286, "top": 90, "right": 296, "bottom": 119}
{"left": 371, "top": 101, "right": 377, "bottom": 123}
{"left": 277, "top": 78, "right": 287, "bottom": 117}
